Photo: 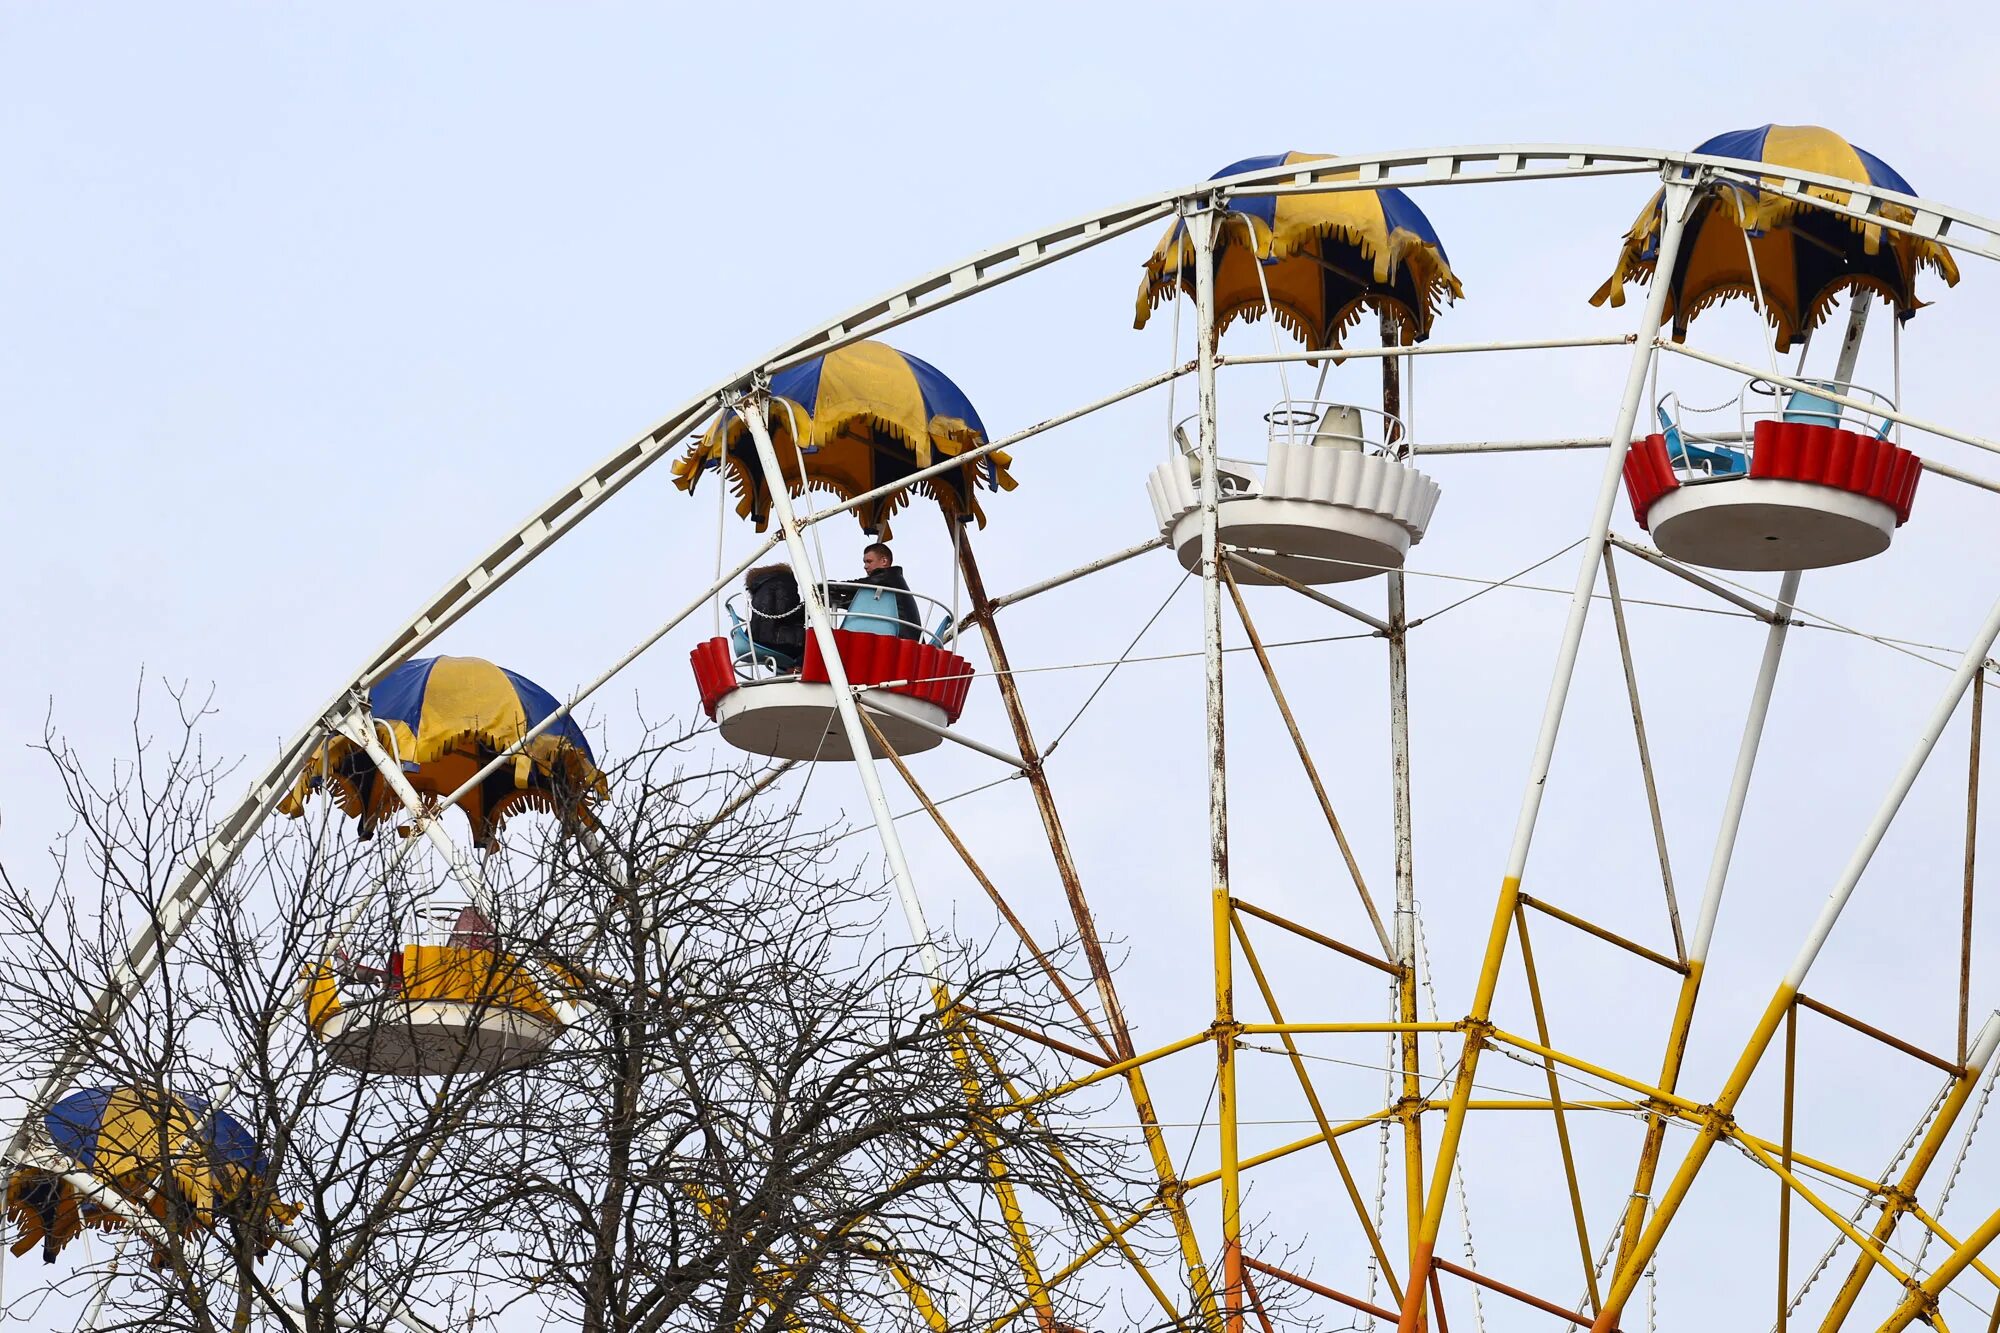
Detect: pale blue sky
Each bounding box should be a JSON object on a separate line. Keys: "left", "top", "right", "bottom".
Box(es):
{"left": 6, "top": 4, "right": 2000, "bottom": 1327}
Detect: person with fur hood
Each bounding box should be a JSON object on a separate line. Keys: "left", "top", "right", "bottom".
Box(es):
{"left": 743, "top": 563, "right": 806, "bottom": 660}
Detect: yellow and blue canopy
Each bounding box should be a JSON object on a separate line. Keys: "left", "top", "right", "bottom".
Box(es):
{"left": 1135, "top": 151, "right": 1463, "bottom": 351}
{"left": 1592, "top": 125, "right": 1961, "bottom": 350}
{"left": 281, "top": 656, "right": 606, "bottom": 849}
{"left": 675, "top": 340, "right": 1015, "bottom": 538}
{"left": 47, "top": 1087, "right": 266, "bottom": 1182}
{"left": 8, "top": 1087, "right": 287, "bottom": 1263}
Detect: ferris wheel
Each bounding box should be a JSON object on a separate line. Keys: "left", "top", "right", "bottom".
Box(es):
{"left": 9, "top": 127, "right": 2000, "bottom": 1333}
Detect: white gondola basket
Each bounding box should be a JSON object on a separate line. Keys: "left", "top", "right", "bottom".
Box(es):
{"left": 318, "top": 997, "right": 561, "bottom": 1077}
{"left": 308, "top": 903, "right": 566, "bottom": 1077}
{"left": 1147, "top": 403, "right": 1441, "bottom": 585}
{"left": 1626, "top": 380, "right": 1921, "bottom": 573}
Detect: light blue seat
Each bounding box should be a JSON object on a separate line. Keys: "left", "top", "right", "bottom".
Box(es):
{"left": 925, "top": 611, "right": 956, "bottom": 649}
{"left": 1787, "top": 381, "right": 1898, "bottom": 438}
{"left": 728, "top": 608, "right": 799, "bottom": 671}
{"left": 1659, "top": 405, "right": 1745, "bottom": 477}
{"left": 1783, "top": 383, "right": 1846, "bottom": 430}
{"left": 840, "top": 586, "right": 904, "bottom": 637}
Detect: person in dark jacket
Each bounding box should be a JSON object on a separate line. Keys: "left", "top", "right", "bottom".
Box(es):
{"left": 832, "top": 542, "right": 922, "bottom": 639}
{"left": 744, "top": 563, "right": 806, "bottom": 660}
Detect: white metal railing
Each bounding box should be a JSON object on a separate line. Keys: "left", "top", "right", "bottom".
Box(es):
{"left": 326, "top": 902, "right": 494, "bottom": 999}
{"left": 1653, "top": 390, "right": 1749, "bottom": 482}
{"left": 324, "top": 896, "right": 492, "bottom": 992}
{"left": 1654, "top": 377, "right": 1898, "bottom": 485}
{"left": 404, "top": 901, "right": 492, "bottom": 950}
{"left": 1740, "top": 376, "right": 1896, "bottom": 440}
{"left": 1168, "top": 400, "right": 1409, "bottom": 495}
{"left": 724, "top": 580, "right": 959, "bottom": 681}
{"left": 1262, "top": 399, "right": 1407, "bottom": 454}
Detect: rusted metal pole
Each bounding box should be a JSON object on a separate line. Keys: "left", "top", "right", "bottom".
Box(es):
{"left": 1241, "top": 1266, "right": 1279, "bottom": 1333}
{"left": 860, "top": 708, "right": 1114, "bottom": 1058}
{"left": 1231, "top": 898, "right": 1403, "bottom": 977}
{"left": 1606, "top": 535, "right": 1780, "bottom": 623}
{"left": 1431, "top": 1258, "right": 1598, "bottom": 1329}
{"left": 951, "top": 533, "right": 1129, "bottom": 1050}
{"left": 1795, "top": 992, "right": 1965, "bottom": 1078}
{"left": 1224, "top": 550, "right": 1392, "bottom": 633}
{"left": 1242, "top": 1256, "right": 1400, "bottom": 1325}
{"left": 1428, "top": 1270, "right": 1453, "bottom": 1333}
{"left": 1517, "top": 894, "right": 1687, "bottom": 974}
{"left": 957, "top": 1008, "right": 1111, "bottom": 1069}
{"left": 952, "top": 518, "right": 1218, "bottom": 1322}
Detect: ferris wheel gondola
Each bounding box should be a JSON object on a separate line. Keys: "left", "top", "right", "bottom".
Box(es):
{"left": 677, "top": 340, "right": 997, "bottom": 761}
{"left": 1602, "top": 125, "right": 1957, "bottom": 572}
{"left": 282, "top": 655, "right": 600, "bottom": 1076}
{"left": 1135, "top": 152, "right": 1453, "bottom": 584}
{"left": 303, "top": 902, "right": 564, "bottom": 1077}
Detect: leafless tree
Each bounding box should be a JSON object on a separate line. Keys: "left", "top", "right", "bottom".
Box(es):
{"left": 0, "top": 690, "right": 1154, "bottom": 1333}
{"left": 443, "top": 728, "right": 1151, "bottom": 1333}
{"left": 0, "top": 683, "right": 533, "bottom": 1332}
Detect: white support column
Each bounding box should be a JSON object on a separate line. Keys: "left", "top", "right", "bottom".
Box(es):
{"left": 1500, "top": 174, "right": 1699, "bottom": 889}
{"left": 1381, "top": 333, "right": 1427, "bottom": 1308}
{"left": 1609, "top": 566, "right": 1803, "bottom": 1275}
{"left": 1688, "top": 568, "right": 1803, "bottom": 966}
{"left": 1785, "top": 601, "right": 2000, "bottom": 991}
{"left": 1186, "top": 203, "right": 1245, "bottom": 1333}
{"left": 1388, "top": 570, "right": 1416, "bottom": 969}
{"left": 1401, "top": 173, "right": 1700, "bottom": 1333}
{"left": 738, "top": 393, "right": 1059, "bottom": 1322}
{"left": 1831, "top": 291, "right": 1873, "bottom": 387}
{"left": 737, "top": 399, "right": 948, "bottom": 981}
{"left": 1190, "top": 205, "right": 1229, "bottom": 913}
